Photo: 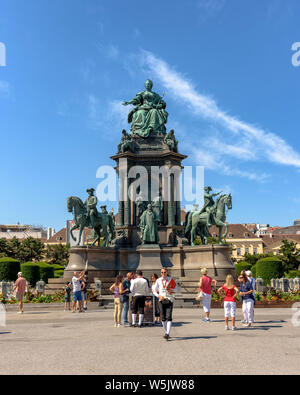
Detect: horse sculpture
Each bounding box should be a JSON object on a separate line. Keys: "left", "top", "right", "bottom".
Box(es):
{"left": 67, "top": 196, "right": 114, "bottom": 247}
{"left": 185, "top": 194, "right": 232, "bottom": 246}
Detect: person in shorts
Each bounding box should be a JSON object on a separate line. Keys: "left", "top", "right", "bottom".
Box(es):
{"left": 71, "top": 270, "right": 86, "bottom": 313}
{"left": 13, "top": 272, "right": 27, "bottom": 314}
{"left": 81, "top": 275, "right": 88, "bottom": 311}
{"left": 64, "top": 282, "right": 71, "bottom": 311}
{"left": 130, "top": 270, "right": 149, "bottom": 327}
{"left": 218, "top": 274, "right": 239, "bottom": 331}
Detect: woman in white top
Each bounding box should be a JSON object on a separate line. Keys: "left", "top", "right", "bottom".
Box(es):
{"left": 152, "top": 268, "right": 176, "bottom": 340}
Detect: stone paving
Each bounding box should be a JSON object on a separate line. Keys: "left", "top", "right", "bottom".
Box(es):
{"left": 0, "top": 307, "right": 299, "bottom": 375}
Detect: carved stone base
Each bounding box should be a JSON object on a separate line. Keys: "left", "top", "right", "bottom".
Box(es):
{"left": 64, "top": 244, "right": 236, "bottom": 286}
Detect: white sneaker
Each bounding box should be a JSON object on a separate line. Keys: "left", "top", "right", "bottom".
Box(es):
{"left": 114, "top": 323, "right": 117, "bottom": 327}
{"left": 241, "top": 320, "right": 246, "bottom": 324}
{"left": 225, "top": 326, "right": 229, "bottom": 330}
{"left": 232, "top": 326, "right": 237, "bottom": 331}
{"left": 117, "top": 324, "right": 121, "bottom": 327}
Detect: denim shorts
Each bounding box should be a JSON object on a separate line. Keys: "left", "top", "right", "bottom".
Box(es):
{"left": 73, "top": 291, "right": 82, "bottom": 302}
{"left": 83, "top": 292, "right": 87, "bottom": 301}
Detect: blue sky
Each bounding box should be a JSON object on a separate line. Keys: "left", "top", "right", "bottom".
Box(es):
{"left": 1, "top": 0, "right": 300, "bottom": 231}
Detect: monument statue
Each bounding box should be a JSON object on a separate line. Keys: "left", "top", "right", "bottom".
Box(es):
{"left": 84, "top": 188, "right": 98, "bottom": 228}
{"left": 139, "top": 204, "right": 159, "bottom": 244}
{"left": 122, "top": 79, "right": 168, "bottom": 138}
{"left": 164, "top": 129, "right": 178, "bottom": 152}
{"left": 185, "top": 193, "right": 232, "bottom": 246}
{"left": 135, "top": 194, "right": 148, "bottom": 225}
{"left": 67, "top": 193, "right": 114, "bottom": 247}
{"left": 199, "top": 186, "right": 222, "bottom": 227}
{"left": 151, "top": 195, "right": 163, "bottom": 224}
{"left": 117, "top": 129, "right": 135, "bottom": 153}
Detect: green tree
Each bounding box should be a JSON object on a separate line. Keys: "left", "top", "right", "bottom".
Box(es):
{"left": 6, "top": 237, "right": 21, "bottom": 259}
{"left": 0, "top": 238, "right": 8, "bottom": 258}
{"left": 243, "top": 252, "right": 272, "bottom": 266}
{"left": 18, "top": 237, "right": 44, "bottom": 263}
{"left": 279, "top": 239, "right": 300, "bottom": 271}
{"left": 45, "top": 243, "right": 70, "bottom": 266}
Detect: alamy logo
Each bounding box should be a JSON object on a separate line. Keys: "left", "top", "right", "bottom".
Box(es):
{"left": 0, "top": 42, "right": 6, "bottom": 67}
{"left": 0, "top": 303, "right": 6, "bottom": 327}
{"left": 291, "top": 42, "right": 300, "bottom": 67}
{"left": 291, "top": 302, "right": 300, "bottom": 327}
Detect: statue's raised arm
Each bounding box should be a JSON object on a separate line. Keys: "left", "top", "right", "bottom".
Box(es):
{"left": 122, "top": 79, "right": 168, "bottom": 138}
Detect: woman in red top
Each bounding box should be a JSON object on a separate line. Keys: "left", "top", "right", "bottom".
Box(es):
{"left": 218, "top": 274, "right": 239, "bottom": 331}
{"left": 198, "top": 268, "right": 217, "bottom": 322}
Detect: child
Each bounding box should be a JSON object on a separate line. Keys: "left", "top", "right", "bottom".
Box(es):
{"left": 64, "top": 282, "right": 71, "bottom": 311}
{"left": 218, "top": 274, "right": 239, "bottom": 331}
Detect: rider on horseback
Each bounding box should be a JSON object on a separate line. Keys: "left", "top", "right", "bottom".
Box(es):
{"left": 85, "top": 188, "right": 98, "bottom": 228}
{"left": 199, "top": 186, "right": 222, "bottom": 227}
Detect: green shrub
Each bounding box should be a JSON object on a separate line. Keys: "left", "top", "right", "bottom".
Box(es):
{"left": 0, "top": 257, "right": 20, "bottom": 281}
{"left": 284, "top": 270, "right": 300, "bottom": 279}
{"left": 256, "top": 257, "right": 284, "bottom": 285}
{"left": 251, "top": 264, "right": 257, "bottom": 279}
{"left": 235, "top": 261, "right": 252, "bottom": 275}
{"left": 21, "top": 263, "right": 40, "bottom": 286}
{"left": 51, "top": 264, "right": 65, "bottom": 271}
{"left": 35, "top": 262, "right": 54, "bottom": 283}
{"left": 54, "top": 269, "right": 64, "bottom": 278}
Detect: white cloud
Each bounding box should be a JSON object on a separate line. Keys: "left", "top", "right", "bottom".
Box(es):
{"left": 139, "top": 50, "right": 300, "bottom": 173}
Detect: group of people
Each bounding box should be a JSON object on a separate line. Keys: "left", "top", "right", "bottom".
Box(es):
{"left": 64, "top": 270, "right": 89, "bottom": 313}
{"left": 198, "top": 267, "right": 256, "bottom": 330}
{"left": 13, "top": 266, "right": 256, "bottom": 336}
{"left": 110, "top": 268, "right": 176, "bottom": 340}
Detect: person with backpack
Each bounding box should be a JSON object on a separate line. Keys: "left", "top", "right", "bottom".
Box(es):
{"left": 218, "top": 274, "right": 239, "bottom": 331}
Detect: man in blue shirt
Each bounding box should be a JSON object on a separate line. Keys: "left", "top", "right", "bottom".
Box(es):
{"left": 121, "top": 272, "right": 132, "bottom": 326}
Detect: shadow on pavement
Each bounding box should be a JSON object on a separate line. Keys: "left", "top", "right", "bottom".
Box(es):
{"left": 0, "top": 332, "right": 11, "bottom": 335}
{"left": 170, "top": 336, "right": 217, "bottom": 341}
{"left": 172, "top": 322, "right": 192, "bottom": 327}
{"left": 244, "top": 325, "right": 283, "bottom": 331}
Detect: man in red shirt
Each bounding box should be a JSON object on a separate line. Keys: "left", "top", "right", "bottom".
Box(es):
{"left": 13, "top": 272, "right": 27, "bottom": 314}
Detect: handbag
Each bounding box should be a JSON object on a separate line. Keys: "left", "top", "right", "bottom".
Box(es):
{"left": 195, "top": 291, "right": 204, "bottom": 300}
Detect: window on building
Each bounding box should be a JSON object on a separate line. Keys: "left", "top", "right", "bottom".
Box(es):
{"left": 237, "top": 248, "right": 241, "bottom": 256}
{"left": 244, "top": 233, "right": 250, "bottom": 238}
{"left": 253, "top": 247, "right": 257, "bottom": 255}
{"left": 245, "top": 247, "right": 249, "bottom": 254}
{"left": 228, "top": 233, "right": 233, "bottom": 238}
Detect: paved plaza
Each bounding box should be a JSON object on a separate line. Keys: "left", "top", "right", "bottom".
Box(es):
{"left": 1, "top": 306, "right": 299, "bottom": 375}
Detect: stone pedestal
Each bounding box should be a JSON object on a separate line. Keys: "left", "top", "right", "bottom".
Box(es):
{"left": 137, "top": 244, "right": 162, "bottom": 277}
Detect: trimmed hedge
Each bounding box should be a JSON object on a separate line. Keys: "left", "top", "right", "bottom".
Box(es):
{"left": 51, "top": 264, "right": 65, "bottom": 271}
{"left": 0, "top": 257, "right": 20, "bottom": 281}
{"left": 21, "top": 263, "right": 40, "bottom": 286}
{"left": 54, "top": 269, "right": 64, "bottom": 278}
{"left": 235, "top": 261, "right": 252, "bottom": 276}
{"left": 256, "top": 257, "right": 284, "bottom": 285}
{"left": 36, "top": 262, "right": 54, "bottom": 284}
